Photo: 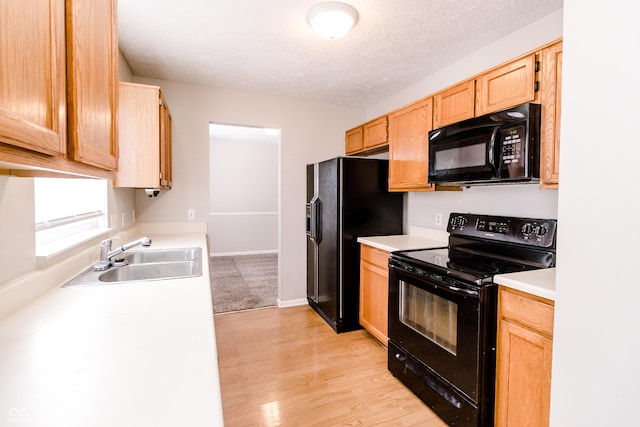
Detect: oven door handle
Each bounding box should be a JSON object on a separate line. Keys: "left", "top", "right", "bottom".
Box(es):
{"left": 448, "top": 285, "right": 479, "bottom": 297}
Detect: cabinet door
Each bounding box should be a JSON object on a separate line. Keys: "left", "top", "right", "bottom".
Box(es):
{"left": 345, "top": 126, "right": 363, "bottom": 154}
{"left": 495, "top": 320, "right": 553, "bottom": 427}
{"left": 0, "top": 0, "right": 67, "bottom": 156}
{"left": 388, "top": 97, "right": 434, "bottom": 192}
{"left": 363, "top": 116, "right": 388, "bottom": 150}
{"left": 116, "top": 83, "right": 161, "bottom": 188}
{"left": 539, "top": 41, "right": 562, "bottom": 189}
{"left": 476, "top": 54, "right": 537, "bottom": 116}
{"left": 66, "top": 0, "right": 118, "bottom": 170}
{"left": 159, "top": 94, "right": 172, "bottom": 188}
{"left": 433, "top": 80, "right": 475, "bottom": 128}
{"left": 359, "top": 245, "right": 390, "bottom": 345}
{"left": 495, "top": 288, "right": 554, "bottom": 427}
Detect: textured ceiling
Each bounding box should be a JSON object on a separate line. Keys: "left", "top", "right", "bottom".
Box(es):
{"left": 118, "top": 0, "right": 563, "bottom": 107}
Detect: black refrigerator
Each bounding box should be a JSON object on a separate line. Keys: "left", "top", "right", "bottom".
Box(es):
{"left": 306, "top": 157, "right": 403, "bottom": 333}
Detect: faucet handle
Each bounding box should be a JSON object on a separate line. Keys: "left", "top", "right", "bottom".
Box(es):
{"left": 100, "top": 236, "right": 121, "bottom": 247}
{"left": 99, "top": 236, "right": 120, "bottom": 261}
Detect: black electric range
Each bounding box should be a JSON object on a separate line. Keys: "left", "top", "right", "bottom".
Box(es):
{"left": 387, "top": 213, "right": 557, "bottom": 427}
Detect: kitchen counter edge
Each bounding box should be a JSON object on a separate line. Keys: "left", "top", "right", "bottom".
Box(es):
{"left": 357, "top": 226, "right": 449, "bottom": 252}
{"left": 494, "top": 267, "right": 556, "bottom": 301}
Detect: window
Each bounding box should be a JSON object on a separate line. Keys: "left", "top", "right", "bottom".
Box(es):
{"left": 34, "top": 178, "right": 109, "bottom": 257}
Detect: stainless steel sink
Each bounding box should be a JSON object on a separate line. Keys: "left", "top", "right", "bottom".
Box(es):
{"left": 119, "top": 247, "right": 201, "bottom": 264}
{"left": 62, "top": 247, "right": 203, "bottom": 287}
{"left": 98, "top": 261, "right": 201, "bottom": 283}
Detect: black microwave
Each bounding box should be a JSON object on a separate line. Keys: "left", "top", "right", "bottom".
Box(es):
{"left": 428, "top": 103, "right": 541, "bottom": 186}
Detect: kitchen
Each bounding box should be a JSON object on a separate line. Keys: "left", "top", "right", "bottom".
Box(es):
{"left": 0, "top": 1, "right": 639, "bottom": 426}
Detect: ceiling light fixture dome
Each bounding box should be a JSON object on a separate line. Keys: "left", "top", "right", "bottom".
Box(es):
{"left": 307, "top": 2, "right": 359, "bottom": 40}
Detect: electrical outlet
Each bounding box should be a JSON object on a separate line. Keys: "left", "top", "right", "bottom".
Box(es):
{"left": 187, "top": 209, "right": 195, "bottom": 221}
{"left": 435, "top": 213, "right": 443, "bottom": 226}
{"left": 121, "top": 211, "right": 126, "bottom": 227}
{"left": 110, "top": 213, "right": 117, "bottom": 228}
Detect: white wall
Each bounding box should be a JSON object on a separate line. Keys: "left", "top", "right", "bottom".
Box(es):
{"left": 131, "top": 78, "right": 363, "bottom": 302}
{"left": 550, "top": 2, "right": 640, "bottom": 425}
{"left": 209, "top": 129, "right": 279, "bottom": 255}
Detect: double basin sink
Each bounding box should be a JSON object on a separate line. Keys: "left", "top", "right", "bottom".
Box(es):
{"left": 63, "top": 247, "right": 202, "bottom": 287}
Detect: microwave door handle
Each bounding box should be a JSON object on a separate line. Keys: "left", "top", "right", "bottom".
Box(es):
{"left": 488, "top": 126, "right": 500, "bottom": 173}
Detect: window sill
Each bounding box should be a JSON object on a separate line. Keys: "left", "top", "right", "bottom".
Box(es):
{"left": 36, "top": 228, "right": 112, "bottom": 260}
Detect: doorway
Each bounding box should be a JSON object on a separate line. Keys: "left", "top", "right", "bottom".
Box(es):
{"left": 208, "top": 123, "right": 280, "bottom": 312}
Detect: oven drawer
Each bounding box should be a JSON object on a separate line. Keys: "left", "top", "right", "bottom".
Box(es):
{"left": 389, "top": 341, "right": 479, "bottom": 426}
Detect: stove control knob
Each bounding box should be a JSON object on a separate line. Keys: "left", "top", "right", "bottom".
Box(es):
{"left": 521, "top": 223, "right": 533, "bottom": 235}
{"left": 450, "top": 216, "right": 468, "bottom": 229}
{"left": 537, "top": 225, "right": 548, "bottom": 237}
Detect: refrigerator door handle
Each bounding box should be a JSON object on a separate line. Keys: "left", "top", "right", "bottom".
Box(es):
{"left": 310, "top": 197, "right": 322, "bottom": 244}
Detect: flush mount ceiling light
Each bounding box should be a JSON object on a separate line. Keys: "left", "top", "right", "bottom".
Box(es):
{"left": 307, "top": 2, "right": 359, "bottom": 40}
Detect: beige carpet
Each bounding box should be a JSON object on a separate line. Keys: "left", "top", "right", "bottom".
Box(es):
{"left": 209, "top": 253, "right": 278, "bottom": 313}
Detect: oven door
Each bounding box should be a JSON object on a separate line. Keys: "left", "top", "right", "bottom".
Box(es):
{"left": 388, "top": 264, "right": 483, "bottom": 402}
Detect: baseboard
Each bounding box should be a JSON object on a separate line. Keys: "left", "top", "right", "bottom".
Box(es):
{"left": 210, "top": 250, "right": 278, "bottom": 257}
{"left": 277, "top": 298, "right": 308, "bottom": 308}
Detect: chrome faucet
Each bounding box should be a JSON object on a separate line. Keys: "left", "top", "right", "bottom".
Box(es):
{"left": 93, "top": 236, "right": 152, "bottom": 271}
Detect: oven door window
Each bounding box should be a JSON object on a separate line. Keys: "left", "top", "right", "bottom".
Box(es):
{"left": 400, "top": 280, "right": 458, "bottom": 355}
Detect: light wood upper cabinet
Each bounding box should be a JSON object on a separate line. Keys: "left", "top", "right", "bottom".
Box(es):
{"left": 363, "top": 116, "right": 388, "bottom": 150}
{"left": 539, "top": 41, "right": 562, "bottom": 189}
{"left": 345, "top": 126, "right": 363, "bottom": 154}
{"left": 159, "top": 94, "right": 173, "bottom": 188}
{"left": 66, "top": 0, "right": 119, "bottom": 171}
{"left": 345, "top": 116, "right": 388, "bottom": 155}
{"left": 433, "top": 79, "right": 475, "bottom": 128}
{"left": 476, "top": 54, "right": 538, "bottom": 116}
{"left": 0, "top": 0, "right": 117, "bottom": 179}
{"left": 495, "top": 287, "right": 554, "bottom": 427}
{"left": 0, "top": 0, "right": 67, "bottom": 156}
{"left": 116, "top": 83, "right": 172, "bottom": 189}
{"left": 388, "top": 97, "right": 434, "bottom": 192}
{"left": 359, "top": 244, "right": 390, "bottom": 345}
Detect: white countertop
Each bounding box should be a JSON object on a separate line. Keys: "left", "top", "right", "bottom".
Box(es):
{"left": 0, "top": 233, "right": 224, "bottom": 426}
{"left": 494, "top": 267, "right": 556, "bottom": 301}
{"left": 358, "top": 226, "right": 555, "bottom": 300}
{"left": 357, "top": 226, "right": 449, "bottom": 252}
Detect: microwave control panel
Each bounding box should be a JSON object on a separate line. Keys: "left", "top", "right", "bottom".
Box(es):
{"left": 448, "top": 213, "right": 556, "bottom": 248}
{"left": 500, "top": 125, "right": 525, "bottom": 165}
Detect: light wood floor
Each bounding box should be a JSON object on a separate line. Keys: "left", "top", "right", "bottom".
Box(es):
{"left": 215, "top": 305, "right": 448, "bottom": 426}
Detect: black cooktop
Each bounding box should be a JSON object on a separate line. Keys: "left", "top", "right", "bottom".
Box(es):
{"left": 390, "top": 213, "right": 558, "bottom": 285}
{"left": 391, "top": 246, "right": 545, "bottom": 285}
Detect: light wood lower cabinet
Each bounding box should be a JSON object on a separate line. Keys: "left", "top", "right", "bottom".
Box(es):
{"left": 495, "top": 286, "right": 554, "bottom": 427}
{"left": 359, "top": 244, "right": 390, "bottom": 345}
